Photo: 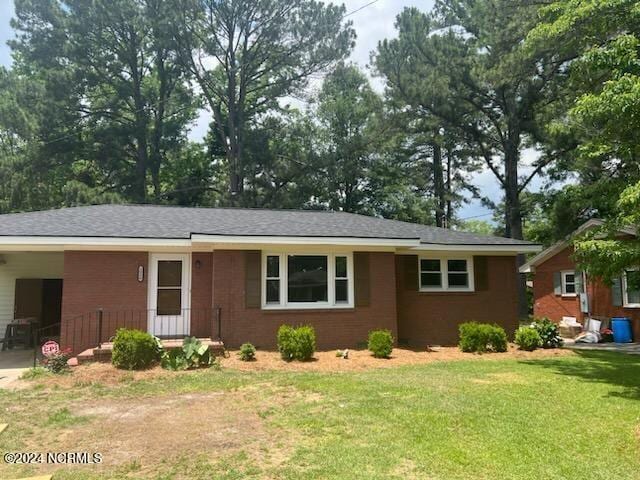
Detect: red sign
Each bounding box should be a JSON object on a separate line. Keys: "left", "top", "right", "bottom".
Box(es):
{"left": 41, "top": 340, "right": 60, "bottom": 356}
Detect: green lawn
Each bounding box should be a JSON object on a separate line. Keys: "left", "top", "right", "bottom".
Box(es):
{"left": 1, "top": 351, "right": 639, "bottom": 479}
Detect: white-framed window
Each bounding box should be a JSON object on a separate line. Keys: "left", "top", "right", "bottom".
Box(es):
{"left": 262, "top": 252, "right": 354, "bottom": 309}
{"left": 419, "top": 256, "right": 474, "bottom": 292}
{"left": 561, "top": 270, "right": 577, "bottom": 297}
{"left": 622, "top": 269, "right": 640, "bottom": 308}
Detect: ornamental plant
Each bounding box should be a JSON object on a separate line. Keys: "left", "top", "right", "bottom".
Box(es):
{"left": 112, "top": 328, "right": 159, "bottom": 370}
{"left": 531, "top": 318, "right": 563, "bottom": 349}
{"left": 42, "top": 347, "right": 72, "bottom": 374}
{"left": 238, "top": 343, "right": 256, "bottom": 361}
{"left": 277, "top": 325, "right": 316, "bottom": 361}
{"left": 514, "top": 327, "right": 542, "bottom": 351}
{"left": 368, "top": 329, "right": 394, "bottom": 358}
{"left": 459, "top": 322, "right": 508, "bottom": 353}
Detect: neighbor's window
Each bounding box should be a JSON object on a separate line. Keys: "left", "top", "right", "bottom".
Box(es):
{"left": 561, "top": 270, "right": 577, "bottom": 296}
{"left": 263, "top": 253, "right": 352, "bottom": 308}
{"left": 419, "top": 257, "right": 473, "bottom": 291}
{"left": 157, "top": 260, "right": 182, "bottom": 315}
{"left": 623, "top": 270, "right": 640, "bottom": 307}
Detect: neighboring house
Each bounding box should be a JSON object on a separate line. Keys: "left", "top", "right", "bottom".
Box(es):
{"left": 0, "top": 205, "right": 539, "bottom": 353}
{"left": 520, "top": 219, "right": 639, "bottom": 340}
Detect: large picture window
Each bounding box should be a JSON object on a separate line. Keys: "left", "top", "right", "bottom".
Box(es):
{"left": 263, "top": 253, "right": 353, "bottom": 309}
{"left": 419, "top": 257, "right": 474, "bottom": 292}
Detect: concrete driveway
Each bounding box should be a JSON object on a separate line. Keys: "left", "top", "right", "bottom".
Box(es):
{"left": 0, "top": 349, "right": 34, "bottom": 388}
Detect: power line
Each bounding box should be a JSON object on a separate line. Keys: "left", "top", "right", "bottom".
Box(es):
{"left": 459, "top": 211, "right": 494, "bottom": 221}
{"left": 344, "top": 0, "right": 381, "bottom": 18}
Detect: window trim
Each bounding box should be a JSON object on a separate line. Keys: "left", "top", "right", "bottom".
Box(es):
{"left": 622, "top": 269, "right": 640, "bottom": 308}
{"left": 418, "top": 256, "right": 475, "bottom": 292}
{"left": 560, "top": 270, "right": 577, "bottom": 297}
{"left": 261, "top": 252, "right": 354, "bottom": 310}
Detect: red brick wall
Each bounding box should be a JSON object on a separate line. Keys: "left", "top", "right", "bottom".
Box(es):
{"left": 532, "top": 245, "right": 640, "bottom": 340}
{"left": 532, "top": 247, "right": 582, "bottom": 322}
{"left": 212, "top": 250, "right": 397, "bottom": 349}
{"left": 586, "top": 278, "right": 640, "bottom": 341}
{"left": 61, "top": 251, "right": 149, "bottom": 351}
{"left": 396, "top": 256, "right": 520, "bottom": 346}
{"left": 190, "top": 252, "right": 213, "bottom": 337}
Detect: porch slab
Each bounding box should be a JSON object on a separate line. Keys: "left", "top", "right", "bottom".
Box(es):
{"left": 77, "top": 338, "right": 225, "bottom": 364}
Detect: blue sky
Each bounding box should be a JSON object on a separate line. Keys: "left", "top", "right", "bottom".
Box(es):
{"left": 0, "top": 0, "right": 517, "bottom": 220}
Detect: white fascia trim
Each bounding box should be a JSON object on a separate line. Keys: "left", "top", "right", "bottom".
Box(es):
{"left": 0, "top": 236, "right": 191, "bottom": 249}
{"left": 407, "top": 244, "right": 541, "bottom": 253}
{"left": 191, "top": 234, "right": 420, "bottom": 247}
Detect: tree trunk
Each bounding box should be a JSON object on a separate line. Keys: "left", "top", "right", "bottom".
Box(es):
{"left": 504, "top": 130, "right": 527, "bottom": 318}
{"left": 445, "top": 146, "right": 453, "bottom": 228}
{"left": 431, "top": 142, "right": 446, "bottom": 228}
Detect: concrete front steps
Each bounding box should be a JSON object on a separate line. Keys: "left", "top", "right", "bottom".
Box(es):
{"left": 76, "top": 338, "right": 225, "bottom": 364}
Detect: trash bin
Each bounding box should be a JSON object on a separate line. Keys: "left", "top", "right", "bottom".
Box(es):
{"left": 611, "top": 317, "right": 633, "bottom": 343}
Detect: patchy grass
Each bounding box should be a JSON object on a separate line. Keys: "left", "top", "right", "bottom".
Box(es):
{"left": 0, "top": 351, "right": 639, "bottom": 479}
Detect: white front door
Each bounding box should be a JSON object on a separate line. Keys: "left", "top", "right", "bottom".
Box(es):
{"left": 148, "top": 253, "right": 191, "bottom": 337}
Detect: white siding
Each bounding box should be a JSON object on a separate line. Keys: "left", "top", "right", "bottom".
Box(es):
{"left": 0, "top": 253, "right": 64, "bottom": 335}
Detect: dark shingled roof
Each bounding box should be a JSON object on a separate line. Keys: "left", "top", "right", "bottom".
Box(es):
{"left": 0, "top": 204, "right": 536, "bottom": 246}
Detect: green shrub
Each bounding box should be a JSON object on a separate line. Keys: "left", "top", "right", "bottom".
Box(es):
{"left": 238, "top": 343, "right": 256, "bottom": 361}
{"left": 368, "top": 329, "right": 394, "bottom": 358}
{"left": 459, "top": 322, "right": 508, "bottom": 353}
{"left": 532, "top": 318, "right": 563, "bottom": 348}
{"left": 111, "top": 328, "right": 159, "bottom": 370}
{"left": 277, "top": 325, "right": 316, "bottom": 361}
{"left": 277, "top": 325, "right": 297, "bottom": 360}
{"left": 514, "top": 327, "right": 542, "bottom": 351}
{"left": 295, "top": 326, "right": 316, "bottom": 361}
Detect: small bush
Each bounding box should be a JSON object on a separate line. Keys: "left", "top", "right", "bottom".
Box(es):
{"left": 277, "top": 325, "right": 316, "bottom": 361}
{"left": 238, "top": 343, "right": 256, "bottom": 361}
{"left": 368, "top": 329, "right": 394, "bottom": 358}
{"left": 514, "top": 327, "right": 542, "bottom": 351}
{"left": 112, "top": 328, "right": 159, "bottom": 370}
{"left": 459, "top": 322, "right": 508, "bottom": 353}
{"left": 41, "top": 347, "right": 72, "bottom": 374}
{"left": 532, "top": 318, "right": 564, "bottom": 349}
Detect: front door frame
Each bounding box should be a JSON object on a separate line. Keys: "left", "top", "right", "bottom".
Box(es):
{"left": 147, "top": 253, "right": 191, "bottom": 337}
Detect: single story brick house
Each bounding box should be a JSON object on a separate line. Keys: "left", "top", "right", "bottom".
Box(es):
{"left": 520, "top": 219, "right": 639, "bottom": 340}
{"left": 0, "top": 205, "right": 539, "bottom": 353}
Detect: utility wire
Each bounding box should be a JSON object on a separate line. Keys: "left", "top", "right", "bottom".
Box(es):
{"left": 344, "top": 0, "right": 381, "bottom": 17}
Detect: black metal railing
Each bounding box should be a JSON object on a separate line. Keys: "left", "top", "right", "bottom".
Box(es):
{"left": 59, "top": 308, "right": 222, "bottom": 354}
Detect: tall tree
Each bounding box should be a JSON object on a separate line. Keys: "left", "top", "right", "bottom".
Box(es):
{"left": 172, "top": 0, "right": 354, "bottom": 201}
{"left": 525, "top": 0, "right": 640, "bottom": 277}
{"left": 11, "top": 0, "right": 198, "bottom": 203}
{"left": 374, "top": 3, "right": 569, "bottom": 239}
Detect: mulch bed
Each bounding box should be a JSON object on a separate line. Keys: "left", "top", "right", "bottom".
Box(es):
{"left": 220, "top": 345, "right": 574, "bottom": 372}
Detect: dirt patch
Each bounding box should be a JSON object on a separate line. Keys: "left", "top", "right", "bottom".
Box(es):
{"left": 23, "top": 386, "right": 305, "bottom": 476}
{"left": 221, "top": 345, "right": 575, "bottom": 372}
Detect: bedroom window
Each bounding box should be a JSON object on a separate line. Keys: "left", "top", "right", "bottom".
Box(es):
{"left": 263, "top": 253, "right": 353, "bottom": 309}
{"left": 623, "top": 270, "right": 640, "bottom": 307}
{"left": 419, "top": 257, "right": 474, "bottom": 292}
{"left": 561, "top": 270, "right": 576, "bottom": 296}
